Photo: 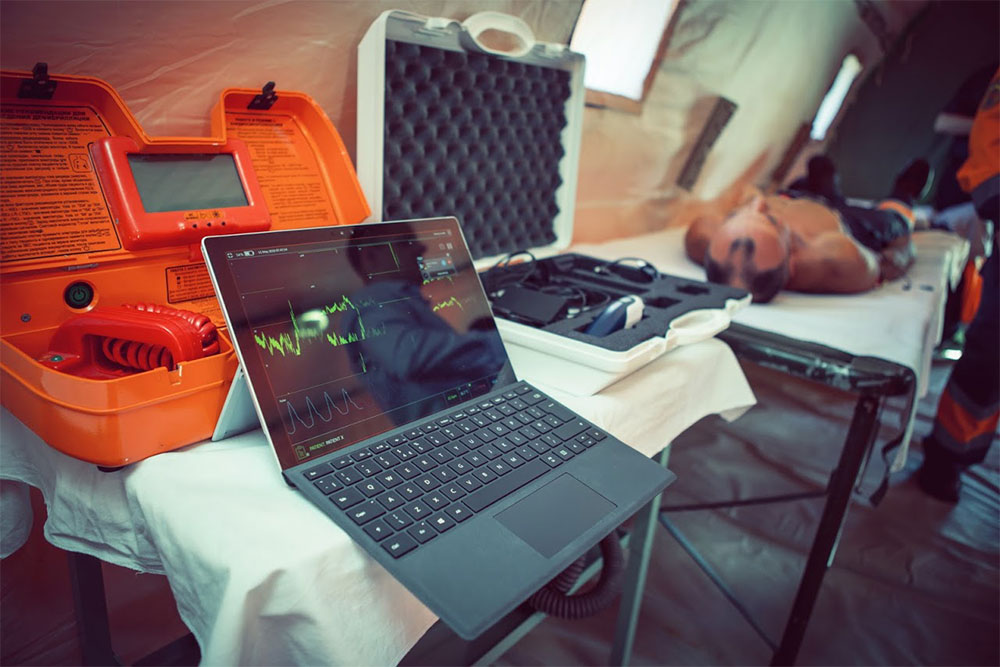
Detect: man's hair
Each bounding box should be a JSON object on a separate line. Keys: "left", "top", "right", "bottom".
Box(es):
{"left": 704, "top": 236, "right": 789, "bottom": 303}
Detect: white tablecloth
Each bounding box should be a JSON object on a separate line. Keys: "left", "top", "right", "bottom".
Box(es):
{"left": 571, "top": 228, "right": 969, "bottom": 470}
{"left": 1, "top": 336, "right": 754, "bottom": 665}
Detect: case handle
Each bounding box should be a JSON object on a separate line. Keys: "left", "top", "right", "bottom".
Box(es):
{"left": 669, "top": 309, "right": 731, "bottom": 347}
{"left": 460, "top": 11, "right": 536, "bottom": 58}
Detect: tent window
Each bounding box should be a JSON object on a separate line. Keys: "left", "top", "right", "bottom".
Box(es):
{"left": 569, "top": 0, "right": 680, "bottom": 111}
{"left": 810, "top": 54, "right": 863, "bottom": 141}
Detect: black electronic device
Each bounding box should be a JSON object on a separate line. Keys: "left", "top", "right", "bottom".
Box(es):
{"left": 492, "top": 285, "right": 569, "bottom": 326}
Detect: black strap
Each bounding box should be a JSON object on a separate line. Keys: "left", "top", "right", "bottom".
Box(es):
{"left": 867, "top": 431, "right": 905, "bottom": 506}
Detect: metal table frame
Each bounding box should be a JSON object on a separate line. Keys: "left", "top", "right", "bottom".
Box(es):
{"left": 659, "top": 323, "right": 916, "bottom": 666}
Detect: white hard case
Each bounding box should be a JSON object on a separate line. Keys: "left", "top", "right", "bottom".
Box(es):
{"left": 357, "top": 10, "right": 744, "bottom": 396}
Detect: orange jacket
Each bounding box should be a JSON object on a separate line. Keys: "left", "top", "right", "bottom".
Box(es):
{"left": 957, "top": 67, "right": 1000, "bottom": 207}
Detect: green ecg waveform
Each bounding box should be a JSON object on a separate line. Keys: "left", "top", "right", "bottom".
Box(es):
{"left": 254, "top": 296, "right": 384, "bottom": 357}
{"left": 432, "top": 296, "right": 464, "bottom": 312}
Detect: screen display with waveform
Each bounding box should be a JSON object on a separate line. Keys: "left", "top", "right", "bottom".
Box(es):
{"left": 215, "top": 220, "right": 513, "bottom": 469}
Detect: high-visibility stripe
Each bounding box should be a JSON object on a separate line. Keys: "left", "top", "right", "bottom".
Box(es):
{"left": 936, "top": 386, "right": 1000, "bottom": 444}
{"left": 876, "top": 199, "right": 915, "bottom": 230}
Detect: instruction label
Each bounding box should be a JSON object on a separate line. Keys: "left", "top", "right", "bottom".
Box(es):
{"left": 166, "top": 263, "right": 216, "bottom": 303}
{"left": 225, "top": 112, "right": 338, "bottom": 229}
{"left": 1, "top": 105, "right": 120, "bottom": 262}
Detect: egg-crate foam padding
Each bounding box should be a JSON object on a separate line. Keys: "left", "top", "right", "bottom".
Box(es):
{"left": 480, "top": 253, "right": 748, "bottom": 353}
{"left": 382, "top": 40, "right": 571, "bottom": 260}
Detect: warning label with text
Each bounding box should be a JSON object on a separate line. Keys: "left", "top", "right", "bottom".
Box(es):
{"left": 1, "top": 105, "right": 120, "bottom": 262}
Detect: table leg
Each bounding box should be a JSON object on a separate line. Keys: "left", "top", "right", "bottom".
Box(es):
{"left": 770, "top": 393, "right": 881, "bottom": 666}
{"left": 66, "top": 551, "right": 120, "bottom": 666}
{"left": 609, "top": 447, "right": 671, "bottom": 666}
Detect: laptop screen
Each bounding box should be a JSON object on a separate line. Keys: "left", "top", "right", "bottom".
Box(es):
{"left": 203, "top": 218, "right": 514, "bottom": 469}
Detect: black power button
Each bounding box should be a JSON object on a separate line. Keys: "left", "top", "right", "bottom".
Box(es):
{"left": 64, "top": 282, "right": 94, "bottom": 309}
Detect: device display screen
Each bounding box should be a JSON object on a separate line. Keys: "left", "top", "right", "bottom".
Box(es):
{"left": 128, "top": 153, "right": 249, "bottom": 213}
{"left": 208, "top": 219, "right": 514, "bottom": 469}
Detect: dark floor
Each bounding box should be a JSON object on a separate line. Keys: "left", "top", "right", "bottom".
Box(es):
{"left": 1, "top": 358, "right": 997, "bottom": 666}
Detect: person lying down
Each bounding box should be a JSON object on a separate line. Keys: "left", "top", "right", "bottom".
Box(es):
{"left": 684, "top": 182, "right": 919, "bottom": 303}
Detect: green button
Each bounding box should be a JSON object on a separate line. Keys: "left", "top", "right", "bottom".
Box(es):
{"left": 64, "top": 282, "right": 94, "bottom": 308}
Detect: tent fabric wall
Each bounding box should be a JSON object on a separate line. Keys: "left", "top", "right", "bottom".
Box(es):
{"left": 1, "top": 0, "right": 922, "bottom": 245}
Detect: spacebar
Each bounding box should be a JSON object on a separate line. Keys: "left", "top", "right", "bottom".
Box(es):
{"left": 464, "top": 459, "right": 549, "bottom": 513}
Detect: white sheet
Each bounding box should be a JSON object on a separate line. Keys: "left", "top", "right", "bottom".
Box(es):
{"left": 0, "top": 336, "right": 754, "bottom": 665}
{"left": 570, "top": 227, "right": 969, "bottom": 470}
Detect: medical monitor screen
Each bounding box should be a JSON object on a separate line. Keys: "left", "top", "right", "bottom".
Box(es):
{"left": 205, "top": 218, "right": 513, "bottom": 469}
{"left": 128, "top": 153, "right": 249, "bottom": 213}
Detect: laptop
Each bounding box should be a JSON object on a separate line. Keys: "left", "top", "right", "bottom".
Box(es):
{"left": 202, "top": 217, "right": 674, "bottom": 639}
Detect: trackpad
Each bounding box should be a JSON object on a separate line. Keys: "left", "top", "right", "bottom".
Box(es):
{"left": 496, "top": 474, "right": 617, "bottom": 558}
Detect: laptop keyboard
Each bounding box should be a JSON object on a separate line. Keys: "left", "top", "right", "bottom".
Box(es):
{"left": 301, "top": 383, "right": 607, "bottom": 559}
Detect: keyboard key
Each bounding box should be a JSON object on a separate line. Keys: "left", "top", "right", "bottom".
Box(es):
{"left": 377, "top": 471, "right": 403, "bottom": 488}
{"left": 464, "top": 452, "right": 487, "bottom": 467}
{"left": 519, "top": 426, "right": 541, "bottom": 439}
{"left": 543, "top": 416, "right": 562, "bottom": 429}
{"left": 398, "top": 484, "right": 422, "bottom": 500}
{"left": 576, "top": 436, "right": 597, "bottom": 448}
{"left": 501, "top": 418, "right": 521, "bottom": 431}
{"left": 431, "top": 449, "right": 454, "bottom": 463}
{"left": 507, "top": 433, "right": 528, "bottom": 446}
{"left": 515, "top": 384, "right": 532, "bottom": 395}
{"left": 411, "top": 438, "right": 434, "bottom": 454}
{"left": 489, "top": 460, "right": 512, "bottom": 476}
{"left": 371, "top": 442, "right": 390, "bottom": 454}
{"left": 449, "top": 460, "right": 471, "bottom": 474}
{"left": 541, "top": 434, "right": 562, "bottom": 448}
{"left": 385, "top": 511, "right": 413, "bottom": 530}
{"left": 449, "top": 411, "right": 468, "bottom": 420}
{"left": 358, "top": 480, "right": 385, "bottom": 497}
{"left": 363, "top": 519, "right": 392, "bottom": 541}
{"left": 446, "top": 442, "right": 469, "bottom": 456}
{"left": 396, "top": 463, "right": 420, "bottom": 479}
{"left": 526, "top": 406, "right": 546, "bottom": 420}
{"left": 474, "top": 468, "right": 497, "bottom": 483}
{"left": 303, "top": 463, "right": 333, "bottom": 481}
{"left": 408, "top": 522, "right": 437, "bottom": 543}
{"left": 492, "top": 396, "right": 506, "bottom": 404}
{"left": 513, "top": 411, "right": 534, "bottom": 425}
{"left": 356, "top": 461, "right": 380, "bottom": 477}
{"left": 470, "top": 415, "right": 490, "bottom": 428}
{"left": 376, "top": 453, "right": 401, "bottom": 469}
{"left": 478, "top": 445, "right": 502, "bottom": 459}
{"left": 386, "top": 434, "right": 408, "bottom": 446}
{"left": 458, "top": 475, "right": 483, "bottom": 491}
{"left": 314, "top": 476, "right": 342, "bottom": 495}
{"left": 530, "top": 421, "right": 551, "bottom": 434}
{"left": 336, "top": 469, "right": 362, "bottom": 486}
{"left": 404, "top": 429, "right": 423, "bottom": 440}
{"left": 414, "top": 475, "right": 440, "bottom": 492}
{"left": 456, "top": 419, "right": 477, "bottom": 434}
{"left": 426, "top": 433, "right": 448, "bottom": 446}
{"left": 523, "top": 392, "right": 545, "bottom": 405}
{"left": 332, "top": 456, "right": 354, "bottom": 469}
{"left": 484, "top": 409, "right": 503, "bottom": 422}
{"left": 566, "top": 441, "right": 586, "bottom": 454}
{"left": 441, "top": 426, "right": 462, "bottom": 440}
{"left": 494, "top": 439, "right": 516, "bottom": 452}
{"left": 447, "top": 503, "right": 472, "bottom": 522}
{"left": 348, "top": 500, "right": 386, "bottom": 525}
{"left": 497, "top": 404, "right": 516, "bottom": 416}
{"left": 422, "top": 423, "right": 439, "bottom": 433}
{"left": 502, "top": 391, "right": 518, "bottom": 400}
{"left": 429, "top": 513, "right": 456, "bottom": 533}
{"left": 488, "top": 424, "right": 510, "bottom": 436}
{"left": 436, "top": 417, "right": 454, "bottom": 426}
{"left": 541, "top": 401, "right": 575, "bottom": 422}
{"left": 587, "top": 428, "right": 607, "bottom": 441}
{"left": 502, "top": 453, "right": 526, "bottom": 468}
{"left": 394, "top": 446, "right": 417, "bottom": 461}
{"left": 509, "top": 398, "right": 529, "bottom": 411}
{"left": 554, "top": 447, "right": 574, "bottom": 460}
{"left": 528, "top": 440, "right": 549, "bottom": 455}
{"left": 352, "top": 449, "right": 374, "bottom": 461}
{"left": 442, "top": 484, "right": 466, "bottom": 500}
{"left": 477, "top": 429, "right": 498, "bottom": 442}
{"left": 383, "top": 533, "right": 418, "bottom": 558}
{"left": 424, "top": 492, "right": 449, "bottom": 510}
{"left": 433, "top": 467, "right": 458, "bottom": 483}
{"left": 463, "top": 459, "right": 549, "bottom": 512}
{"left": 553, "top": 419, "right": 589, "bottom": 442}
{"left": 404, "top": 501, "right": 432, "bottom": 520}
{"left": 516, "top": 445, "right": 538, "bottom": 461}
{"left": 331, "top": 487, "right": 364, "bottom": 509}
{"left": 376, "top": 491, "right": 404, "bottom": 510}
{"left": 541, "top": 453, "right": 562, "bottom": 468}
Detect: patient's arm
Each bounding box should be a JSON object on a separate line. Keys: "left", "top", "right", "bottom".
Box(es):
{"left": 684, "top": 213, "right": 725, "bottom": 264}
{"left": 787, "top": 232, "right": 880, "bottom": 294}
{"left": 877, "top": 234, "right": 915, "bottom": 281}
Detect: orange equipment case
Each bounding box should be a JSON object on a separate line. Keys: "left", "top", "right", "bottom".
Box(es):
{"left": 0, "top": 65, "right": 369, "bottom": 467}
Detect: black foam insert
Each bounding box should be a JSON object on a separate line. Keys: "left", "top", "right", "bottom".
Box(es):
{"left": 480, "top": 253, "right": 749, "bottom": 353}
{"left": 382, "top": 40, "right": 571, "bottom": 259}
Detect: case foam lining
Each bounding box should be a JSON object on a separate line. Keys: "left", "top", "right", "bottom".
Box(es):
{"left": 481, "top": 254, "right": 748, "bottom": 352}
{"left": 382, "top": 40, "right": 571, "bottom": 259}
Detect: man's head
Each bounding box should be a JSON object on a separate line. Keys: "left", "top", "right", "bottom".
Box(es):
{"left": 704, "top": 196, "right": 791, "bottom": 303}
